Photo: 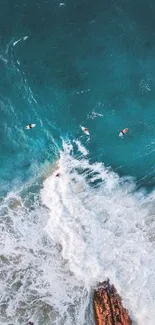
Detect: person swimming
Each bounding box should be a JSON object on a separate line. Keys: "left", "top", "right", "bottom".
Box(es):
{"left": 80, "top": 126, "right": 90, "bottom": 136}
{"left": 84, "top": 127, "right": 88, "bottom": 133}
{"left": 25, "top": 124, "right": 36, "bottom": 129}
{"left": 119, "top": 128, "right": 128, "bottom": 137}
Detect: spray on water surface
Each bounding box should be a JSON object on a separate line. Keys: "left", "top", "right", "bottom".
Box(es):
{"left": 1, "top": 141, "right": 155, "bottom": 325}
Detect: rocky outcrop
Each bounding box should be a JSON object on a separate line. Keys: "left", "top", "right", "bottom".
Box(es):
{"left": 94, "top": 280, "right": 132, "bottom": 325}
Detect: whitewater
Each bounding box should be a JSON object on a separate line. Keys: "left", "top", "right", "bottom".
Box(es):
{"left": 0, "top": 139, "right": 155, "bottom": 325}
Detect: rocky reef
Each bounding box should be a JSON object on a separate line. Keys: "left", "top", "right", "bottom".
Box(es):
{"left": 94, "top": 280, "right": 132, "bottom": 325}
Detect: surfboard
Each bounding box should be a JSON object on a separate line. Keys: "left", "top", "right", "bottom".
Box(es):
{"left": 81, "top": 126, "right": 90, "bottom": 136}
{"left": 119, "top": 128, "right": 128, "bottom": 138}
{"left": 119, "top": 131, "right": 123, "bottom": 138}
{"left": 25, "top": 124, "right": 36, "bottom": 129}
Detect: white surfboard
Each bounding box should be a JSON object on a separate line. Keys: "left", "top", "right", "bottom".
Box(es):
{"left": 25, "top": 124, "right": 36, "bottom": 129}
{"left": 119, "top": 131, "right": 123, "bottom": 138}
{"left": 80, "top": 126, "right": 90, "bottom": 136}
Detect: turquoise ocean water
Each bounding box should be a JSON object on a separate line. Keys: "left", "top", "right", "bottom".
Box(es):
{"left": 1, "top": 1, "right": 155, "bottom": 324}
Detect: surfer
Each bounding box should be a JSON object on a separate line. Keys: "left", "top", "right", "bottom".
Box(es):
{"left": 119, "top": 128, "right": 128, "bottom": 137}
{"left": 80, "top": 126, "right": 90, "bottom": 136}
{"left": 25, "top": 124, "right": 36, "bottom": 129}
{"left": 84, "top": 127, "right": 88, "bottom": 133}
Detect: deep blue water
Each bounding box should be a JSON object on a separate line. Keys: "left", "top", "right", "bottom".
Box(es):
{"left": 1, "top": 0, "right": 155, "bottom": 191}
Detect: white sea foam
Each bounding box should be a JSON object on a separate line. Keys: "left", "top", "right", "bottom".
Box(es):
{"left": 23, "top": 36, "right": 28, "bottom": 41}
{"left": 139, "top": 79, "right": 151, "bottom": 94}
{"left": 41, "top": 140, "right": 155, "bottom": 325}
{"left": 73, "top": 89, "right": 90, "bottom": 95}
{"left": 1, "top": 141, "right": 155, "bottom": 325}
{"left": 87, "top": 111, "right": 104, "bottom": 119}
{"left": 74, "top": 140, "right": 89, "bottom": 156}
{"left": 0, "top": 189, "right": 89, "bottom": 325}
{"left": 13, "top": 36, "right": 29, "bottom": 47}
{"left": 0, "top": 55, "right": 8, "bottom": 64}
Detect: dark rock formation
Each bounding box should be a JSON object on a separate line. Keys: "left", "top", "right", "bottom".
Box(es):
{"left": 94, "top": 280, "right": 132, "bottom": 325}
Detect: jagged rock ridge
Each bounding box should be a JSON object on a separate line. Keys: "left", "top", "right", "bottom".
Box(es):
{"left": 94, "top": 280, "right": 132, "bottom": 325}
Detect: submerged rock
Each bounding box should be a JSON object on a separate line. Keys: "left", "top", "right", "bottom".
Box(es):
{"left": 94, "top": 280, "right": 132, "bottom": 325}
